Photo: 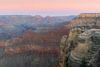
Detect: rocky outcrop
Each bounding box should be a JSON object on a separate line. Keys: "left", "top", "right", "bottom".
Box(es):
{"left": 60, "top": 13, "right": 100, "bottom": 67}
{"left": 65, "top": 13, "right": 100, "bottom": 29}
{"left": 60, "top": 28, "right": 100, "bottom": 67}
{"left": 69, "top": 29, "right": 100, "bottom": 67}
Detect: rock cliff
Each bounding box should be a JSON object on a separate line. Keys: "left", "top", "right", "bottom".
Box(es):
{"left": 65, "top": 13, "right": 100, "bottom": 29}
{"left": 59, "top": 13, "right": 100, "bottom": 67}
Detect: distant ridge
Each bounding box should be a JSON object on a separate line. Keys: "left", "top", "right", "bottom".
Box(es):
{"left": 79, "top": 13, "right": 100, "bottom": 17}
{"left": 66, "top": 13, "right": 100, "bottom": 28}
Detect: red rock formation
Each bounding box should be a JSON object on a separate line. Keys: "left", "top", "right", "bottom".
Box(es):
{"left": 5, "top": 45, "right": 59, "bottom": 56}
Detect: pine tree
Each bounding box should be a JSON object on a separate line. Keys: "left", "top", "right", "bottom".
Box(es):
{"left": 80, "top": 58, "right": 87, "bottom": 67}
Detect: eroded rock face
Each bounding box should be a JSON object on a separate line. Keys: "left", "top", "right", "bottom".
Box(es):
{"left": 60, "top": 28, "right": 100, "bottom": 67}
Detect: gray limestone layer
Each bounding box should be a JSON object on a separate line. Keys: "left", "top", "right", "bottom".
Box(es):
{"left": 60, "top": 28, "right": 100, "bottom": 67}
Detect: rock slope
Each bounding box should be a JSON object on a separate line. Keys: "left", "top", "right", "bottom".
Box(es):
{"left": 59, "top": 13, "right": 100, "bottom": 67}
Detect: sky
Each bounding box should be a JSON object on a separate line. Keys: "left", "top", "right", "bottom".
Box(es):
{"left": 0, "top": 0, "right": 99, "bottom": 16}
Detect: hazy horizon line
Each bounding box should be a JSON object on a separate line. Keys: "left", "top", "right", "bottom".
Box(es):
{"left": 0, "top": 13, "right": 78, "bottom": 17}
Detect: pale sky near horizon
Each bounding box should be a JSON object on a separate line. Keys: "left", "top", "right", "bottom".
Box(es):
{"left": 0, "top": 0, "right": 99, "bottom": 16}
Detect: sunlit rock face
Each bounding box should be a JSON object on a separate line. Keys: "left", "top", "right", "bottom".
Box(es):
{"left": 79, "top": 13, "right": 100, "bottom": 17}
{"left": 66, "top": 13, "right": 100, "bottom": 29}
